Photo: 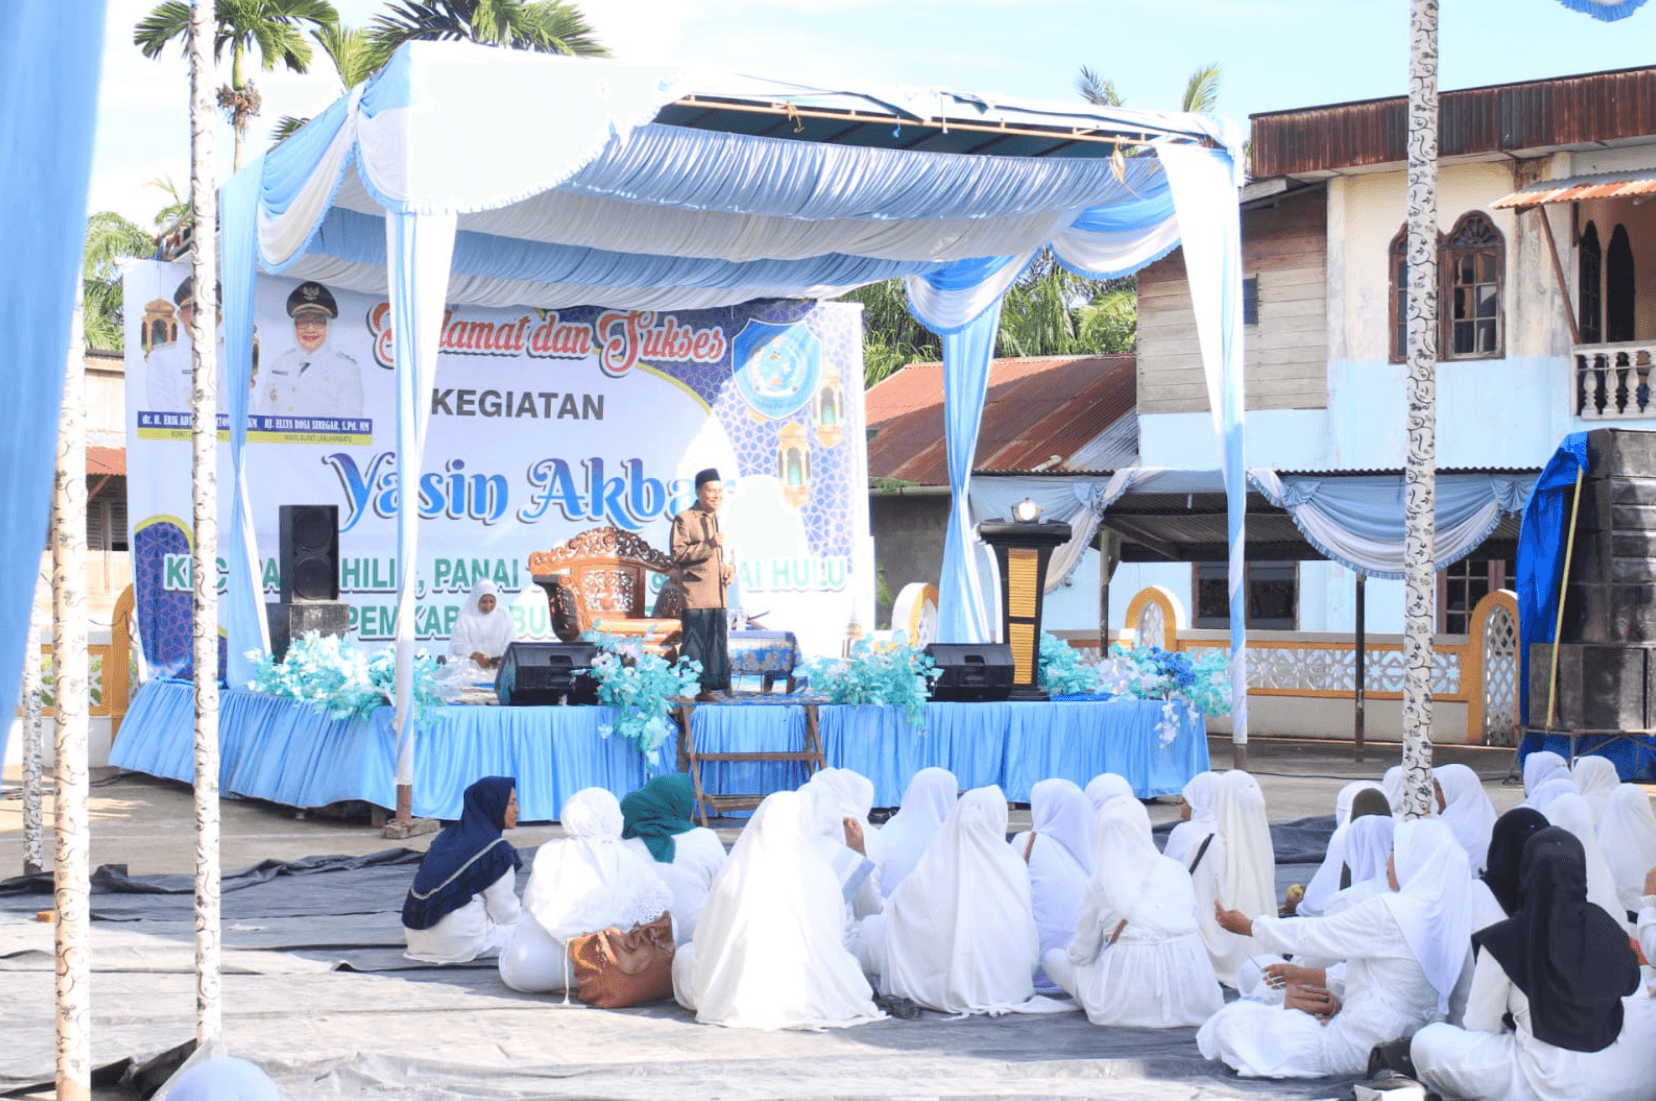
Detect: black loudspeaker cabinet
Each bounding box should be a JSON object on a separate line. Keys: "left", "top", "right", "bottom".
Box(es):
{"left": 267, "top": 601, "right": 350, "bottom": 662}
{"left": 279, "top": 504, "right": 340, "bottom": 603}
{"left": 1527, "top": 641, "right": 1656, "bottom": 730}
{"left": 497, "top": 642, "right": 600, "bottom": 706}
{"left": 925, "top": 642, "right": 1015, "bottom": 702}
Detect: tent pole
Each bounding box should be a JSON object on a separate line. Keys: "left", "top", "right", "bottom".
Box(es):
{"left": 52, "top": 286, "right": 91, "bottom": 1101}
{"left": 1399, "top": 0, "right": 1440, "bottom": 821}
{"left": 187, "top": 0, "right": 222, "bottom": 1045}
{"left": 1354, "top": 572, "right": 1366, "bottom": 764}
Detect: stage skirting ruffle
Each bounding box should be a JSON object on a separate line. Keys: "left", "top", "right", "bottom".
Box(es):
{"left": 111, "top": 680, "right": 1208, "bottom": 819}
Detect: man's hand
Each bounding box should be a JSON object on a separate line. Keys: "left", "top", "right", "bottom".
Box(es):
{"left": 1283, "top": 985, "right": 1341, "bottom": 1022}
{"left": 1263, "top": 962, "right": 1325, "bottom": 990}
{"left": 842, "top": 817, "right": 866, "bottom": 856}
{"left": 1643, "top": 864, "right": 1656, "bottom": 899}
{"left": 721, "top": 564, "right": 735, "bottom": 586}
{"left": 1214, "top": 903, "right": 1253, "bottom": 938}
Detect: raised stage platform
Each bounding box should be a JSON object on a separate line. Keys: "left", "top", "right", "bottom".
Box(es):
{"left": 110, "top": 680, "right": 1209, "bottom": 820}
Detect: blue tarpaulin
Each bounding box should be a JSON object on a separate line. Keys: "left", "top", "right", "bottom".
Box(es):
{"left": 1516, "top": 432, "right": 1590, "bottom": 727}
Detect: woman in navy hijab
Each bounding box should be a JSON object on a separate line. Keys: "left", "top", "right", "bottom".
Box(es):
{"left": 403, "top": 776, "right": 523, "bottom": 963}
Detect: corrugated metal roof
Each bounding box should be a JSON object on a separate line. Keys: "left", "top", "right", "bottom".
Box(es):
{"left": 1492, "top": 168, "right": 1656, "bottom": 209}
{"left": 866, "top": 355, "right": 1136, "bottom": 484}
{"left": 88, "top": 446, "right": 125, "bottom": 476}
{"left": 1251, "top": 65, "right": 1656, "bottom": 178}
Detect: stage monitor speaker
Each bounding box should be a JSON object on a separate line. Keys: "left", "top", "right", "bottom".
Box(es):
{"left": 279, "top": 504, "right": 339, "bottom": 603}
{"left": 497, "top": 642, "right": 600, "bottom": 706}
{"left": 925, "top": 642, "right": 1015, "bottom": 702}
{"left": 266, "top": 601, "right": 350, "bottom": 662}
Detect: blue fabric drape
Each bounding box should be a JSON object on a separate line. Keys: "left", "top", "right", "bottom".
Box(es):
{"left": 0, "top": 0, "right": 109, "bottom": 758}
{"left": 1517, "top": 432, "right": 1592, "bottom": 725}
{"left": 219, "top": 159, "right": 268, "bottom": 684}
{"left": 1549, "top": 0, "right": 1648, "bottom": 19}
{"left": 935, "top": 302, "right": 1002, "bottom": 643}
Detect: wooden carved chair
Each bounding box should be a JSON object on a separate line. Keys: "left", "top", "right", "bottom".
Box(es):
{"left": 529, "top": 526, "right": 684, "bottom": 656}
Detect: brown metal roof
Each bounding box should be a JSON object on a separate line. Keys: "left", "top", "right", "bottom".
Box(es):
{"left": 1492, "top": 168, "right": 1656, "bottom": 209}
{"left": 866, "top": 355, "right": 1136, "bottom": 485}
{"left": 87, "top": 447, "right": 125, "bottom": 476}
{"left": 1251, "top": 65, "right": 1656, "bottom": 178}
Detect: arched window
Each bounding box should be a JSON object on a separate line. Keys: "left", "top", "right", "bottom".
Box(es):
{"left": 1607, "top": 223, "right": 1636, "bottom": 343}
{"left": 1578, "top": 221, "right": 1602, "bottom": 345}
{"left": 1389, "top": 227, "right": 1410, "bottom": 363}
{"left": 1443, "top": 212, "right": 1503, "bottom": 358}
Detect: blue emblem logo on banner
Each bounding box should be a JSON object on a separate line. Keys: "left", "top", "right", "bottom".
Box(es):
{"left": 733, "top": 321, "right": 821, "bottom": 419}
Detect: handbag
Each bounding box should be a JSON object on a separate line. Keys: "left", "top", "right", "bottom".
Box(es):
{"left": 568, "top": 913, "right": 676, "bottom": 1008}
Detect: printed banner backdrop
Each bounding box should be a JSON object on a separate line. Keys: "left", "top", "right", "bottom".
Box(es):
{"left": 124, "top": 261, "right": 874, "bottom": 680}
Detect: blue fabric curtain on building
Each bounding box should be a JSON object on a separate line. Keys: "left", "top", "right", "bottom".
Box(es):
{"left": 1517, "top": 432, "right": 1591, "bottom": 724}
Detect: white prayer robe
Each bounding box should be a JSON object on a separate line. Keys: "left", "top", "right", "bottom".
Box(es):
{"left": 404, "top": 868, "right": 520, "bottom": 964}
{"left": 877, "top": 767, "right": 957, "bottom": 899}
{"left": 1197, "top": 898, "right": 1442, "bottom": 1077}
{"left": 1548, "top": 794, "right": 1630, "bottom": 929}
{"left": 1413, "top": 949, "right": 1656, "bottom": 1101}
{"left": 1008, "top": 778, "right": 1094, "bottom": 959}
{"left": 449, "top": 580, "right": 516, "bottom": 665}
{"left": 674, "top": 790, "right": 882, "bottom": 1029}
{"left": 1197, "top": 770, "right": 1276, "bottom": 988}
{"left": 623, "top": 826, "right": 727, "bottom": 946}
{"left": 1044, "top": 799, "right": 1222, "bottom": 1028}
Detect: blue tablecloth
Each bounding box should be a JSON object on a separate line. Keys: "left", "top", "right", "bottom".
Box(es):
{"left": 728, "top": 630, "right": 799, "bottom": 684}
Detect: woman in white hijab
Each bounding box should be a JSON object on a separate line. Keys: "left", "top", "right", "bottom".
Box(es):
{"left": 859, "top": 786, "right": 1043, "bottom": 1015}
{"left": 1084, "top": 772, "right": 1135, "bottom": 812}
{"left": 1299, "top": 783, "right": 1390, "bottom": 917}
{"left": 1547, "top": 793, "right": 1630, "bottom": 928}
{"left": 1383, "top": 765, "right": 1406, "bottom": 814}
{"left": 1199, "top": 819, "right": 1471, "bottom": 1079}
{"left": 1524, "top": 751, "right": 1577, "bottom": 815}
{"left": 1163, "top": 771, "right": 1220, "bottom": 867}
{"left": 802, "top": 775, "right": 882, "bottom": 922}
{"left": 1573, "top": 756, "right": 1622, "bottom": 827}
{"left": 674, "top": 790, "right": 882, "bottom": 1029}
{"left": 1599, "top": 784, "right": 1656, "bottom": 917}
{"left": 1197, "top": 770, "right": 1276, "bottom": 988}
{"left": 449, "top": 579, "right": 516, "bottom": 669}
{"left": 877, "top": 768, "right": 958, "bottom": 899}
{"left": 1009, "top": 779, "right": 1093, "bottom": 989}
{"left": 1045, "top": 798, "right": 1222, "bottom": 1028}
{"left": 808, "top": 768, "right": 886, "bottom": 868}
{"left": 1435, "top": 763, "right": 1498, "bottom": 874}
{"left": 497, "top": 787, "right": 673, "bottom": 994}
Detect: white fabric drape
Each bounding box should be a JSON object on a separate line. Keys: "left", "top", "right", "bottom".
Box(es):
{"left": 878, "top": 767, "right": 958, "bottom": 900}
{"left": 1598, "top": 785, "right": 1656, "bottom": 916}
{"left": 678, "top": 790, "right": 881, "bottom": 1030}
{"left": 868, "top": 786, "right": 1043, "bottom": 1014}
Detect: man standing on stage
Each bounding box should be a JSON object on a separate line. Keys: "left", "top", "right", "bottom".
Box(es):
{"left": 672, "top": 468, "right": 734, "bottom": 701}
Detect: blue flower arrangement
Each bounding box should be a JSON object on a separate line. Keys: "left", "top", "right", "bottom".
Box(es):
{"left": 247, "top": 632, "right": 443, "bottom": 729}
{"left": 1101, "top": 643, "right": 1232, "bottom": 746}
{"left": 1037, "top": 632, "right": 1104, "bottom": 695}
{"left": 582, "top": 632, "right": 702, "bottom": 765}
{"left": 796, "top": 640, "right": 939, "bottom": 727}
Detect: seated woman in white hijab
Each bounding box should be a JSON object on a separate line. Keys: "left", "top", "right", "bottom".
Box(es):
{"left": 498, "top": 787, "right": 673, "bottom": 994}
{"left": 674, "top": 789, "right": 882, "bottom": 1029}
{"left": 1573, "top": 756, "right": 1622, "bottom": 827}
{"left": 1163, "top": 771, "right": 1219, "bottom": 867}
{"left": 1199, "top": 819, "right": 1470, "bottom": 1079}
{"left": 1383, "top": 765, "right": 1406, "bottom": 814}
{"left": 858, "top": 786, "right": 1049, "bottom": 1015}
{"left": 807, "top": 768, "right": 886, "bottom": 917}
{"left": 877, "top": 767, "right": 957, "bottom": 900}
{"left": 1298, "top": 784, "right": 1391, "bottom": 917}
{"left": 1084, "top": 771, "right": 1135, "bottom": 812}
{"left": 1546, "top": 792, "right": 1630, "bottom": 928}
{"left": 1523, "top": 750, "right": 1577, "bottom": 815}
{"left": 803, "top": 777, "right": 883, "bottom": 923}
{"left": 403, "top": 776, "right": 522, "bottom": 964}
{"left": 1435, "top": 763, "right": 1498, "bottom": 874}
{"left": 1239, "top": 813, "right": 1397, "bottom": 1006}
{"left": 1599, "top": 784, "right": 1656, "bottom": 918}
{"left": 1413, "top": 827, "right": 1656, "bottom": 1101}
{"left": 619, "top": 774, "right": 727, "bottom": 946}
{"left": 1192, "top": 770, "right": 1276, "bottom": 988}
{"left": 1009, "top": 778, "right": 1093, "bottom": 991}
{"left": 448, "top": 579, "right": 516, "bottom": 671}
{"left": 1044, "top": 798, "right": 1223, "bottom": 1028}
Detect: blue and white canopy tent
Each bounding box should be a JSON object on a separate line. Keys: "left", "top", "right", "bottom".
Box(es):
{"left": 215, "top": 42, "right": 1250, "bottom": 787}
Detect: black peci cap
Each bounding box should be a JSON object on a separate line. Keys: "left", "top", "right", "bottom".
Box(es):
{"left": 286, "top": 281, "right": 338, "bottom": 319}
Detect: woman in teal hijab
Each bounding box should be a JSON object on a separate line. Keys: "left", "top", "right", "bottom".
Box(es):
{"left": 620, "top": 773, "right": 728, "bottom": 944}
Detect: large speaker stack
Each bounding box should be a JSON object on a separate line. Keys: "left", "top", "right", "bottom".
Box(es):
{"left": 267, "top": 504, "right": 349, "bottom": 660}
{"left": 1529, "top": 429, "right": 1656, "bottom": 730}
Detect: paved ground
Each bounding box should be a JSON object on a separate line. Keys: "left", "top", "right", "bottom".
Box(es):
{"left": 1, "top": 736, "right": 1531, "bottom": 877}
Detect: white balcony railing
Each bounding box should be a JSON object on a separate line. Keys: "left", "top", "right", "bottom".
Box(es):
{"left": 1576, "top": 341, "right": 1656, "bottom": 419}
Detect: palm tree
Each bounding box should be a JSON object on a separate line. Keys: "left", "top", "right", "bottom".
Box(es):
{"left": 82, "top": 213, "right": 158, "bottom": 353}
{"left": 272, "top": 23, "right": 379, "bottom": 141}
{"left": 1076, "top": 61, "right": 1222, "bottom": 116}
{"left": 134, "top": 0, "right": 340, "bottom": 172}
{"left": 370, "top": 0, "right": 609, "bottom": 58}
{"left": 149, "top": 175, "right": 192, "bottom": 240}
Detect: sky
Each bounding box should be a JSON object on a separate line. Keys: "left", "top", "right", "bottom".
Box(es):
{"left": 90, "top": 0, "right": 1656, "bottom": 228}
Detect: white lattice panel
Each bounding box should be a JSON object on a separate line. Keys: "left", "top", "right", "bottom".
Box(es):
{"left": 1135, "top": 602, "right": 1166, "bottom": 650}
{"left": 1190, "top": 644, "right": 1461, "bottom": 696}
{"left": 1482, "top": 603, "right": 1518, "bottom": 745}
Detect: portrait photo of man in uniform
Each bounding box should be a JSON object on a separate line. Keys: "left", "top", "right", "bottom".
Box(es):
{"left": 253, "top": 280, "right": 364, "bottom": 419}
{"left": 145, "top": 275, "right": 225, "bottom": 412}
{"left": 671, "top": 468, "right": 735, "bottom": 701}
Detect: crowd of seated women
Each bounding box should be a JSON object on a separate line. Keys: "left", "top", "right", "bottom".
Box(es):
{"left": 399, "top": 749, "right": 1656, "bottom": 1101}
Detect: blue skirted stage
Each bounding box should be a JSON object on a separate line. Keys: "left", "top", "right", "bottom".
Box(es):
{"left": 111, "top": 680, "right": 1209, "bottom": 820}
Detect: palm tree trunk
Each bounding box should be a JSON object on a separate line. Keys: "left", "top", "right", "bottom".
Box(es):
{"left": 188, "top": 0, "right": 223, "bottom": 1045}
{"left": 52, "top": 285, "right": 90, "bottom": 1101}
{"left": 1400, "top": 0, "right": 1439, "bottom": 820}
